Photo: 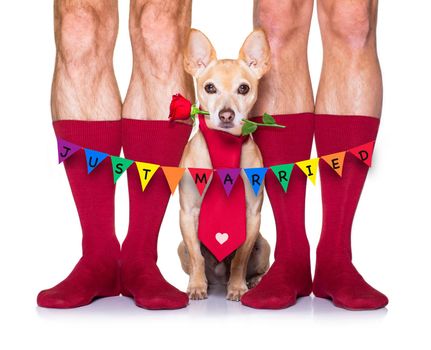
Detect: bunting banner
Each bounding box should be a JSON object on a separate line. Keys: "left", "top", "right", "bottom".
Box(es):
{"left": 55, "top": 137, "right": 377, "bottom": 196}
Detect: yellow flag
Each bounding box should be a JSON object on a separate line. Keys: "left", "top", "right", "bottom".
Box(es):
{"left": 135, "top": 162, "right": 160, "bottom": 192}
{"left": 296, "top": 158, "right": 319, "bottom": 185}
{"left": 321, "top": 151, "right": 346, "bottom": 177}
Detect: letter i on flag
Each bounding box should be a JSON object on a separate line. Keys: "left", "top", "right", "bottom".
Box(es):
{"left": 135, "top": 162, "right": 160, "bottom": 192}
{"left": 111, "top": 156, "right": 134, "bottom": 184}
{"left": 57, "top": 138, "right": 81, "bottom": 163}
{"left": 321, "top": 151, "right": 346, "bottom": 177}
{"left": 270, "top": 164, "right": 294, "bottom": 192}
{"left": 85, "top": 149, "right": 109, "bottom": 174}
{"left": 296, "top": 158, "right": 319, "bottom": 185}
{"left": 244, "top": 168, "right": 268, "bottom": 195}
{"left": 188, "top": 168, "right": 213, "bottom": 196}
{"left": 162, "top": 166, "right": 186, "bottom": 195}
{"left": 349, "top": 141, "right": 376, "bottom": 167}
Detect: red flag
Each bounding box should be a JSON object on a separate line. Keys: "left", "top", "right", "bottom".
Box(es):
{"left": 349, "top": 141, "right": 376, "bottom": 167}
{"left": 188, "top": 168, "right": 213, "bottom": 196}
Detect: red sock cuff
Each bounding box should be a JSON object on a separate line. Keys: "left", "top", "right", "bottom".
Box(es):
{"left": 53, "top": 120, "right": 122, "bottom": 155}
{"left": 315, "top": 114, "right": 380, "bottom": 156}
{"left": 122, "top": 118, "right": 192, "bottom": 165}
{"left": 250, "top": 113, "right": 315, "bottom": 166}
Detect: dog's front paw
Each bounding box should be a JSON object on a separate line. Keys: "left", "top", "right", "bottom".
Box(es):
{"left": 226, "top": 282, "right": 248, "bottom": 302}
{"left": 187, "top": 281, "right": 208, "bottom": 300}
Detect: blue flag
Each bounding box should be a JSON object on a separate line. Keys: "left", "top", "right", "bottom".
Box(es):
{"left": 84, "top": 149, "right": 109, "bottom": 174}
{"left": 243, "top": 167, "right": 268, "bottom": 196}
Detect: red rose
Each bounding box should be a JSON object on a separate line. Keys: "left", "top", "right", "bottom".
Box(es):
{"left": 169, "top": 94, "right": 193, "bottom": 121}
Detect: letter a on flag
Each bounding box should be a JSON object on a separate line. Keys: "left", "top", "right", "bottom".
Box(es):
{"left": 244, "top": 168, "right": 268, "bottom": 196}
{"left": 111, "top": 156, "right": 134, "bottom": 184}
{"left": 57, "top": 138, "right": 81, "bottom": 163}
{"left": 188, "top": 168, "right": 213, "bottom": 196}
{"left": 135, "top": 162, "right": 160, "bottom": 192}
{"left": 296, "top": 158, "right": 319, "bottom": 185}
{"left": 349, "top": 141, "right": 375, "bottom": 167}
{"left": 216, "top": 168, "right": 241, "bottom": 196}
{"left": 162, "top": 166, "right": 186, "bottom": 195}
{"left": 321, "top": 151, "right": 346, "bottom": 177}
{"left": 270, "top": 164, "right": 294, "bottom": 192}
{"left": 84, "top": 149, "right": 109, "bottom": 174}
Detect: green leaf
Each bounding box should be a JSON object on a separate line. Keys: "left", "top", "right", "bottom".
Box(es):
{"left": 263, "top": 113, "right": 276, "bottom": 125}
{"left": 241, "top": 122, "right": 258, "bottom": 135}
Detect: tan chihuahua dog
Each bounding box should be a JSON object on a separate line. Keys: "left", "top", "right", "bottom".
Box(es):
{"left": 178, "top": 29, "right": 271, "bottom": 301}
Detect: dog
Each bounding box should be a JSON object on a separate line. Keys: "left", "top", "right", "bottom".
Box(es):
{"left": 177, "top": 29, "right": 271, "bottom": 301}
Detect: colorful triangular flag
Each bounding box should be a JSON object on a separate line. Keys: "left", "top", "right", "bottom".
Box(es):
{"left": 111, "top": 156, "right": 134, "bottom": 184}
{"left": 244, "top": 168, "right": 268, "bottom": 196}
{"left": 321, "top": 151, "right": 346, "bottom": 177}
{"left": 270, "top": 163, "right": 294, "bottom": 192}
{"left": 135, "top": 162, "right": 160, "bottom": 192}
{"left": 216, "top": 168, "right": 241, "bottom": 196}
{"left": 84, "top": 149, "right": 109, "bottom": 174}
{"left": 296, "top": 158, "right": 319, "bottom": 185}
{"left": 57, "top": 138, "right": 81, "bottom": 163}
{"left": 188, "top": 168, "right": 213, "bottom": 196}
{"left": 162, "top": 166, "right": 186, "bottom": 195}
{"left": 349, "top": 141, "right": 375, "bottom": 167}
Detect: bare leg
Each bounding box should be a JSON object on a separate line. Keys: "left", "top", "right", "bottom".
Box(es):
{"left": 119, "top": 0, "right": 194, "bottom": 309}
{"left": 51, "top": 0, "right": 121, "bottom": 121}
{"left": 313, "top": 0, "right": 388, "bottom": 310}
{"left": 251, "top": 0, "right": 314, "bottom": 116}
{"left": 241, "top": 0, "right": 315, "bottom": 310}
{"left": 315, "top": 0, "right": 382, "bottom": 117}
{"left": 122, "top": 0, "right": 194, "bottom": 119}
{"left": 38, "top": 0, "right": 122, "bottom": 308}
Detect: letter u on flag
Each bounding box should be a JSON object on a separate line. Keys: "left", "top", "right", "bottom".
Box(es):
{"left": 135, "top": 162, "right": 160, "bottom": 192}
{"left": 244, "top": 168, "right": 268, "bottom": 195}
{"left": 349, "top": 141, "right": 376, "bottom": 167}
{"left": 85, "top": 149, "right": 109, "bottom": 174}
{"left": 188, "top": 168, "right": 213, "bottom": 196}
{"left": 296, "top": 158, "right": 319, "bottom": 185}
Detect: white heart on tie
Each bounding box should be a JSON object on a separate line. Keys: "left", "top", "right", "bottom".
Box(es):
{"left": 215, "top": 232, "right": 229, "bottom": 245}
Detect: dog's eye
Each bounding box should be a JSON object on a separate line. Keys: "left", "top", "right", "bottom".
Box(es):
{"left": 238, "top": 84, "right": 250, "bottom": 95}
{"left": 204, "top": 83, "right": 217, "bottom": 94}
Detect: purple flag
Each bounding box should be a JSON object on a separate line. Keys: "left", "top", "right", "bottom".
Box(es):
{"left": 57, "top": 138, "right": 81, "bottom": 163}
{"left": 216, "top": 168, "right": 241, "bottom": 196}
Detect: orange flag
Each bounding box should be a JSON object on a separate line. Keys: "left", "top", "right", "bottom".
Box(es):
{"left": 321, "top": 151, "right": 346, "bottom": 177}
{"left": 162, "top": 166, "right": 186, "bottom": 195}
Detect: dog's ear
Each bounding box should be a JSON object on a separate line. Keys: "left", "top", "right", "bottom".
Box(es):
{"left": 184, "top": 29, "right": 217, "bottom": 78}
{"left": 238, "top": 29, "right": 271, "bottom": 79}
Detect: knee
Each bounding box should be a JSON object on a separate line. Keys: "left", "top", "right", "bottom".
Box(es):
{"left": 56, "top": 4, "right": 117, "bottom": 64}
{"left": 320, "top": 0, "right": 375, "bottom": 49}
{"left": 132, "top": 1, "right": 190, "bottom": 55}
{"left": 254, "top": 0, "right": 313, "bottom": 52}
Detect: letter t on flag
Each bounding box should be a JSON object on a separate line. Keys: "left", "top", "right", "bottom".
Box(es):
{"left": 135, "top": 162, "right": 160, "bottom": 192}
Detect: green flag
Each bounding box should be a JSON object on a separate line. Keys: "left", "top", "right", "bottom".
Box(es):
{"left": 270, "top": 163, "right": 294, "bottom": 192}
{"left": 111, "top": 156, "right": 134, "bottom": 184}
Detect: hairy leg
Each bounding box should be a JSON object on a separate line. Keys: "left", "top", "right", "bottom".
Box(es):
{"left": 122, "top": 0, "right": 194, "bottom": 119}
{"left": 38, "top": 0, "right": 121, "bottom": 308}
{"left": 315, "top": 0, "right": 382, "bottom": 117}
{"left": 241, "top": 0, "right": 315, "bottom": 309}
{"left": 313, "top": 0, "right": 388, "bottom": 310}
{"left": 52, "top": 0, "right": 121, "bottom": 121}
{"left": 119, "top": 0, "right": 194, "bottom": 310}
{"left": 251, "top": 0, "right": 314, "bottom": 115}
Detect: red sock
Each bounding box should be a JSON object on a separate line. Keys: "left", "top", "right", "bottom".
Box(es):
{"left": 313, "top": 114, "right": 388, "bottom": 310}
{"left": 241, "top": 113, "right": 314, "bottom": 309}
{"left": 37, "top": 120, "right": 122, "bottom": 308}
{"left": 121, "top": 119, "right": 191, "bottom": 310}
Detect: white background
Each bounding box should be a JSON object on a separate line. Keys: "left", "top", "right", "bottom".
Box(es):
{"left": 1, "top": 0, "right": 430, "bottom": 349}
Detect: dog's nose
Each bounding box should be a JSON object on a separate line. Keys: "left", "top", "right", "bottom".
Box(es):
{"left": 218, "top": 108, "right": 235, "bottom": 122}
